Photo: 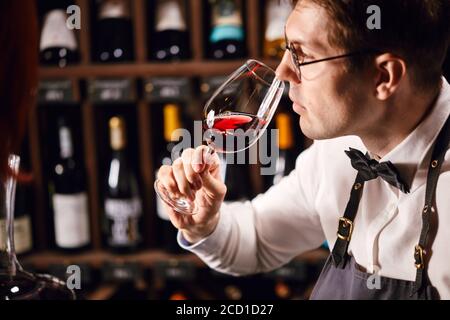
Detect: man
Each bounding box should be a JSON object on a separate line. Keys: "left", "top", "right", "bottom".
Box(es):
{"left": 157, "top": 0, "right": 450, "bottom": 299}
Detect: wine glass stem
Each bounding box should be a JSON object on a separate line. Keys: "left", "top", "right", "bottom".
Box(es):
{"left": 206, "top": 145, "right": 215, "bottom": 156}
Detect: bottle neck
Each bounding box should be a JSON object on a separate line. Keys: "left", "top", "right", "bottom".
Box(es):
{"left": 99, "top": 0, "right": 131, "bottom": 20}
{"left": 276, "top": 113, "right": 294, "bottom": 151}
{"left": 265, "top": 0, "right": 292, "bottom": 42}
{"left": 110, "top": 129, "right": 127, "bottom": 151}
{"left": 155, "top": 0, "right": 187, "bottom": 32}
{"left": 212, "top": 0, "right": 243, "bottom": 27}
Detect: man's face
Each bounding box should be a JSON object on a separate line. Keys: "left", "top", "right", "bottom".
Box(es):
{"left": 276, "top": 1, "right": 377, "bottom": 140}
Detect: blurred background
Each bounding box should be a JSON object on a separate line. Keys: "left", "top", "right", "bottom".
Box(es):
{"left": 4, "top": 0, "right": 331, "bottom": 300}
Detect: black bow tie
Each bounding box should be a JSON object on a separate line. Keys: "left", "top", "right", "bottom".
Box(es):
{"left": 345, "top": 148, "right": 410, "bottom": 194}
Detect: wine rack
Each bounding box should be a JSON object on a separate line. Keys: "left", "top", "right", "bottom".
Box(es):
{"left": 23, "top": 0, "right": 321, "bottom": 299}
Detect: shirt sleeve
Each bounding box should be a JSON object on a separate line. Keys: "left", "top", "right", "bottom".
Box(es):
{"left": 178, "top": 143, "right": 326, "bottom": 276}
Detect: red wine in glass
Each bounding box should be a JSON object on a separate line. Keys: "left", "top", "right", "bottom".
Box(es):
{"left": 203, "top": 111, "right": 266, "bottom": 152}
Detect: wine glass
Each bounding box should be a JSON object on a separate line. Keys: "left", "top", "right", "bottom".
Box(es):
{"left": 0, "top": 154, "right": 76, "bottom": 300}
{"left": 154, "top": 59, "right": 285, "bottom": 215}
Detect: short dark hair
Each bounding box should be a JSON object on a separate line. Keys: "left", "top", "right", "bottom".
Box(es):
{"left": 290, "top": 0, "right": 450, "bottom": 90}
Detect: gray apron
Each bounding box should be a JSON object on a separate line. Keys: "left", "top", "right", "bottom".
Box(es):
{"left": 311, "top": 115, "right": 450, "bottom": 300}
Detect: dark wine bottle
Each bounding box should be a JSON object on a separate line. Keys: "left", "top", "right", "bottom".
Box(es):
{"left": 208, "top": 0, "right": 246, "bottom": 60}
{"left": 51, "top": 117, "right": 90, "bottom": 251}
{"left": 155, "top": 104, "right": 186, "bottom": 253}
{"left": 39, "top": 0, "right": 80, "bottom": 67}
{"left": 151, "top": 0, "right": 190, "bottom": 61}
{"left": 95, "top": 0, "right": 134, "bottom": 63}
{"left": 219, "top": 154, "right": 253, "bottom": 202}
{"left": 104, "top": 116, "right": 143, "bottom": 252}
{"left": 263, "top": 0, "right": 292, "bottom": 59}
{"left": 0, "top": 183, "right": 33, "bottom": 256}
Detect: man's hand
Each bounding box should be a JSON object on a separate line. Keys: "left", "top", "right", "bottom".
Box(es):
{"left": 156, "top": 146, "right": 227, "bottom": 243}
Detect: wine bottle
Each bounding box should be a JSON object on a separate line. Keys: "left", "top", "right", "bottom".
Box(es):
{"left": 95, "top": 0, "right": 134, "bottom": 63}
{"left": 208, "top": 0, "right": 246, "bottom": 60}
{"left": 39, "top": 0, "right": 80, "bottom": 67}
{"left": 151, "top": 0, "right": 190, "bottom": 61}
{"left": 263, "top": 0, "right": 292, "bottom": 59}
{"left": 155, "top": 104, "right": 185, "bottom": 253}
{"left": 219, "top": 154, "right": 253, "bottom": 202}
{"left": 0, "top": 183, "right": 33, "bottom": 256}
{"left": 271, "top": 112, "right": 297, "bottom": 185}
{"left": 51, "top": 117, "right": 90, "bottom": 251}
{"left": 104, "top": 116, "right": 142, "bottom": 252}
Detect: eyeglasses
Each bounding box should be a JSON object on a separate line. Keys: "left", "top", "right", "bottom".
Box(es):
{"left": 284, "top": 29, "right": 379, "bottom": 80}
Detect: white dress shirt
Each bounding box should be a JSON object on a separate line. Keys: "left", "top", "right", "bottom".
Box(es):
{"left": 178, "top": 78, "right": 450, "bottom": 299}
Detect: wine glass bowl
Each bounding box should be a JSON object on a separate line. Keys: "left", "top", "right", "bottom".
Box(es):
{"left": 155, "top": 59, "right": 285, "bottom": 215}
{"left": 203, "top": 60, "right": 283, "bottom": 153}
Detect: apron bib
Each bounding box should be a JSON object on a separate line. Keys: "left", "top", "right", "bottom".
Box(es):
{"left": 311, "top": 115, "right": 450, "bottom": 300}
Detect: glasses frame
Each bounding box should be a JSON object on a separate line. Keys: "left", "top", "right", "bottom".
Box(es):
{"left": 284, "top": 29, "right": 379, "bottom": 79}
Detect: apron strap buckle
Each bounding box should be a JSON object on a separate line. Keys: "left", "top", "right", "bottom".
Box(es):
{"left": 414, "top": 245, "right": 426, "bottom": 270}
{"left": 337, "top": 217, "right": 354, "bottom": 242}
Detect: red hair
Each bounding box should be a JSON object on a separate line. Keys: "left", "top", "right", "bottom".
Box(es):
{"left": 0, "top": 1, "right": 38, "bottom": 180}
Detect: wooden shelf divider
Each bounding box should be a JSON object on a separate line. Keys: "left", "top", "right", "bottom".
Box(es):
{"left": 246, "top": 0, "right": 261, "bottom": 58}
{"left": 137, "top": 100, "right": 157, "bottom": 248}
{"left": 38, "top": 60, "right": 279, "bottom": 79}
{"left": 190, "top": 0, "right": 205, "bottom": 61}
{"left": 76, "top": 0, "right": 92, "bottom": 65}
{"left": 132, "top": 0, "right": 148, "bottom": 63}
{"left": 81, "top": 102, "right": 102, "bottom": 250}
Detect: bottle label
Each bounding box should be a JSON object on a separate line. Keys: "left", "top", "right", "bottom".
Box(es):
{"left": 88, "top": 78, "right": 136, "bottom": 104}
{"left": 144, "top": 77, "right": 192, "bottom": 102}
{"left": 99, "top": 0, "right": 131, "bottom": 19}
{"left": 38, "top": 79, "right": 76, "bottom": 104}
{"left": 105, "top": 198, "right": 142, "bottom": 246}
{"left": 156, "top": 0, "right": 187, "bottom": 32}
{"left": 53, "top": 192, "right": 90, "bottom": 248}
{"left": 0, "top": 216, "right": 33, "bottom": 255}
{"left": 210, "top": 25, "right": 244, "bottom": 43}
{"left": 40, "top": 9, "right": 77, "bottom": 51}
{"left": 59, "top": 127, "right": 74, "bottom": 159}
{"left": 156, "top": 192, "right": 170, "bottom": 221}
{"left": 265, "top": 0, "right": 292, "bottom": 41}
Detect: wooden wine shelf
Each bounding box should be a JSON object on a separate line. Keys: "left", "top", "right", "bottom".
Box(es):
{"left": 30, "top": 0, "right": 310, "bottom": 260}
{"left": 22, "top": 249, "right": 205, "bottom": 270}
{"left": 38, "top": 60, "right": 281, "bottom": 78}
{"left": 21, "top": 248, "right": 329, "bottom": 270}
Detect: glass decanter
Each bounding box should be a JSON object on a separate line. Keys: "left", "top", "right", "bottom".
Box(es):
{"left": 0, "top": 155, "right": 76, "bottom": 300}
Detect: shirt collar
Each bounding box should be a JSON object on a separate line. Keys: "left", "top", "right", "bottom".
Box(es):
{"left": 366, "top": 77, "right": 450, "bottom": 194}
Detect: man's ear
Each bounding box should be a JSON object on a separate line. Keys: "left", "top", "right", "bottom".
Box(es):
{"left": 374, "top": 53, "right": 406, "bottom": 101}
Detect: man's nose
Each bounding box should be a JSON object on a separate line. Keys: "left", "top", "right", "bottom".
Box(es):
{"left": 275, "top": 50, "right": 301, "bottom": 85}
